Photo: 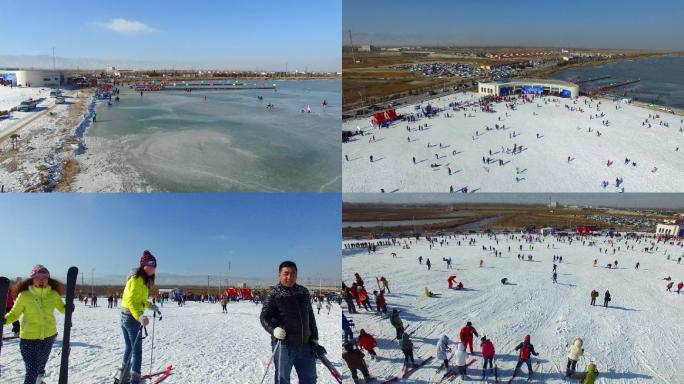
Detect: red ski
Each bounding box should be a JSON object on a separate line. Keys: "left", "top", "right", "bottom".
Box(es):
{"left": 448, "top": 358, "right": 477, "bottom": 382}
{"left": 142, "top": 365, "right": 173, "bottom": 380}
{"left": 402, "top": 356, "right": 434, "bottom": 379}
{"left": 150, "top": 365, "right": 173, "bottom": 383}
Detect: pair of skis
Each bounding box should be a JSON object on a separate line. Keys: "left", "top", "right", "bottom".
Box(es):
{"left": 382, "top": 356, "right": 434, "bottom": 383}
{"left": 142, "top": 365, "right": 174, "bottom": 383}
{"left": 439, "top": 358, "right": 477, "bottom": 383}
{"left": 506, "top": 359, "right": 541, "bottom": 383}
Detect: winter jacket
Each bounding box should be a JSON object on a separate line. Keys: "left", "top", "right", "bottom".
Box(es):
{"left": 583, "top": 363, "right": 598, "bottom": 384}
{"left": 380, "top": 277, "right": 389, "bottom": 288}
{"left": 566, "top": 338, "right": 584, "bottom": 361}
{"left": 436, "top": 335, "right": 450, "bottom": 360}
{"left": 358, "top": 331, "right": 377, "bottom": 351}
{"left": 459, "top": 325, "right": 479, "bottom": 343}
{"left": 400, "top": 333, "right": 413, "bottom": 351}
{"left": 678, "top": 282, "right": 684, "bottom": 290}
{"left": 515, "top": 341, "right": 538, "bottom": 361}
{"left": 342, "top": 314, "right": 352, "bottom": 331}
{"left": 4, "top": 285, "right": 65, "bottom": 340}
{"left": 342, "top": 349, "right": 365, "bottom": 370}
{"left": 260, "top": 283, "right": 318, "bottom": 347}
{"left": 481, "top": 339, "right": 495, "bottom": 358}
{"left": 121, "top": 275, "right": 152, "bottom": 320}
{"left": 376, "top": 293, "right": 386, "bottom": 307}
{"left": 423, "top": 287, "right": 432, "bottom": 297}
{"left": 357, "top": 289, "right": 369, "bottom": 303}
{"left": 390, "top": 311, "right": 403, "bottom": 329}
{"left": 5, "top": 293, "right": 13, "bottom": 309}
{"left": 454, "top": 342, "right": 468, "bottom": 366}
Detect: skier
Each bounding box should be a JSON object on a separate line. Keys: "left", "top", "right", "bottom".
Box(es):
{"left": 436, "top": 335, "right": 452, "bottom": 371}
{"left": 376, "top": 290, "right": 387, "bottom": 314}
{"left": 342, "top": 342, "right": 373, "bottom": 384}
{"left": 390, "top": 309, "right": 404, "bottom": 340}
{"left": 603, "top": 290, "right": 611, "bottom": 307}
{"left": 5, "top": 290, "right": 20, "bottom": 337}
{"left": 357, "top": 286, "right": 372, "bottom": 311}
{"left": 447, "top": 275, "right": 456, "bottom": 289}
{"left": 635, "top": 262, "right": 640, "bottom": 270}
{"left": 583, "top": 362, "right": 599, "bottom": 384}
{"left": 260, "top": 261, "right": 319, "bottom": 384}
{"left": 3, "top": 265, "right": 73, "bottom": 384}
{"left": 590, "top": 290, "right": 598, "bottom": 306}
{"left": 342, "top": 287, "right": 357, "bottom": 313}
{"left": 566, "top": 337, "right": 584, "bottom": 377}
{"left": 119, "top": 251, "right": 160, "bottom": 384}
{"left": 454, "top": 341, "right": 469, "bottom": 379}
{"left": 678, "top": 282, "right": 684, "bottom": 294}
{"left": 418, "top": 256, "right": 423, "bottom": 264}
{"left": 358, "top": 329, "right": 378, "bottom": 360}
{"left": 401, "top": 332, "right": 415, "bottom": 367}
{"left": 377, "top": 276, "right": 390, "bottom": 294}
{"left": 342, "top": 314, "right": 354, "bottom": 343}
{"left": 480, "top": 336, "right": 495, "bottom": 378}
{"left": 426, "top": 258, "right": 431, "bottom": 270}
{"left": 553, "top": 271, "right": 558, "bottom": 283}
{"left": 316, "top": 300, "right": 322, "bottom": 314}
{"left": 423, "top": 287, "right": 434, "bottom": 298}
{"left": 221, "top": 296, "right": 228, "bottom": 313}
{"left": 459, "top": 321, "right": 479, "bottom": 353}
{"left": 512, "top": 335, "right": 539, "bottom": 380}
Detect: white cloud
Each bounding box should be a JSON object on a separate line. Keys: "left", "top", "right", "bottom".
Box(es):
{"left": 96, "top": 18, "right": 158, "bottom": 35}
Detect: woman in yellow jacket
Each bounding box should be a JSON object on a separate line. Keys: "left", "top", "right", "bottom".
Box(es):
{"left": 118, "top": 250, "right": 159, "bottom": 384}
{"left": 3, "top": 265, "right": 72, "bottom": 384}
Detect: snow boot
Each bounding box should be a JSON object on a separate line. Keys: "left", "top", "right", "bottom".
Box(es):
{"left": 130, "top": 371, "right": 141, "bottom": 384}
{"left": 115, "top": 363, "right": 131, "bottom": 384}
{"left": 35, "top": 374, "right": 47, "bottom": 384}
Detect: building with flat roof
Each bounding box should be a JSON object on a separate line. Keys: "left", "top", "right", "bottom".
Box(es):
{"left": 0, "top": 69, "right": 65, "bottom": 87}
{"left": 478, "top": 78, "right": 579, "bottom": 98}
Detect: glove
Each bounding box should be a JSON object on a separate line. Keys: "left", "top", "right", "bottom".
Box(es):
{"left": 273, "top": 327, "right": 286, "bottom": 340}
{"left": 150, "top": 304, "right": 160, "bottom": 313}
{"left": 311, "top": 341, "right": 327, "bottom": 356}
{"left": 139, "top": 315, "right": 150, "bottom": 327}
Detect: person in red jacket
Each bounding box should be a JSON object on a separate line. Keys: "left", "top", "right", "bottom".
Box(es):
{"left": 678, "top": 281, "right": 683, "bottom": 294}
{"left": 447, "top": 275, "right": 456, "bottom": 289}
{"left": 358, "top": 329, "right": 378, "bottom": 360}
{"left": 5, "top": 292, "right": 20, "bottom": 336}
{"left": 350, "top": 283, "right": 360, "bottom": 306}
{"left": 357, "top": 287, "right": 372, "bottom": 311}
{"left": 459, "top": 321, "right": 479, "bottom": 353}
{"left": 374, "top": 290, "right": 387, "bottom": 314}
{"left": 480, "top": 336, "right": 496, "bottom": 378}
{"left": 513, "top": 335, "right": 539, "bottom": 380}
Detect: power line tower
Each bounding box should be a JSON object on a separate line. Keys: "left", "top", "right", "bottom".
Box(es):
{"left": 348, "top": 29, "right": 356, "bottom": 64}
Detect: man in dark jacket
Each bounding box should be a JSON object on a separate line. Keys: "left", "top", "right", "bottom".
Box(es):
{"left": 512, "top": 335, "right": 539, "bottom": 380}
{"left": 260, "top": 261, "right": 319, "bottom": 383}
{"left": 342, "top": 342, "right": 372, "bottom": 384}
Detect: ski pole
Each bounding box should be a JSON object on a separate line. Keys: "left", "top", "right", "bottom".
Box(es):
{"left": 259, "top": 340, "right": 281, "bottom": 384}
{"left": 149, "top": 311, "right": 157, "bottom": 375}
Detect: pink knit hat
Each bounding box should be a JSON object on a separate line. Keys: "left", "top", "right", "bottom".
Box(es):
{"left": 29, "top": 264, "right": 50, "bottom": 279}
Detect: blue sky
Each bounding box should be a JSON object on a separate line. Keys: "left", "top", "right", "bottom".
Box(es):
{"left": 344, "top": 0, "right": 684, "bottom": 50}
{"left": 0, "top": 0, "right": 341, "bottom": 71}
{"left": 0, "top": 193, "right": 341, "bottom": 286}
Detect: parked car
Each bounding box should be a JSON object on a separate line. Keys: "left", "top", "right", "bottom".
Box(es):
{"left": 49, "top": 90, "right": 62, "bottom": 97}
{"left": 55, "top": 96, "right": 66, "bottom": 104}
{"left": 17, "top": 100, "right": 39, "bottom": 112}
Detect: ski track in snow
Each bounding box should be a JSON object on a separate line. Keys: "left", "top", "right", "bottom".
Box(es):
{"left": 1, "top": 301, "right": 342, "bottom": 383}
{"left": 342, "top": 234, "right": 684, "bottom": 383}
{"left": 342, "top": 92, "right": 684, "bottom": 192}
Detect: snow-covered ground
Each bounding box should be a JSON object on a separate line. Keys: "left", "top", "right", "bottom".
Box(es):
{"left": 342, "top": 233, "right": 684, "bottom": 383}
{"left": 0, "top": 86, "right": 48, "bottom": 112}
{"left": 1, "top": 300, "right": 342, "bottom": 383}
{"left": 342, "top": 92, "right": 684, "bottom": 192}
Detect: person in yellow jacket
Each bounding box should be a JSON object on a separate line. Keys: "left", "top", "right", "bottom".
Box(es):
{"left": 423, "top": 287, "right": 434, "bottom": 297}
{"left": 3, "top": 265, "right": 72, "bottom": 384}
{"left": 566, "top": 337, "right": 584, "bottom": 377}
{"left": 583, "top": 362, "right": 598, "bottom": 384}
{"left": 118, "top": 250, "right": 159, "bottom": 384}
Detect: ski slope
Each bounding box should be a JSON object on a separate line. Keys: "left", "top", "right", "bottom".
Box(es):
{"left": 342, "top": 92, "right": 684, "bottom": 192}
{"left": 1, "top": 300, "right": 342, "bottom": 383}
{"left": 342, "top": 233, "right": 684, "bottom": 383}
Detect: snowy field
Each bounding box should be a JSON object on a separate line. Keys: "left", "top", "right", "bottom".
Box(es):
{"left": 342, "top": 233, "right": 684, "bottom": 383}
{"left": 342, "top": 92, "right": 684, "bottom": 192}
{"left": 1, "top": 300, "right": 342, "bottom": 383}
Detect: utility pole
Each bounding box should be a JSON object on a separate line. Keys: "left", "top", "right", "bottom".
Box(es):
{"left": 90, "top": 268, "right": 95, "bottom": 300}
{"left": 52, "top": 47, "right": 55, "bottom": 71}
{"left": 349, "top": 30, "right": 356, "bottom": 64}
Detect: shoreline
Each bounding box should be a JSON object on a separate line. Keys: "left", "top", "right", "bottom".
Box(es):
{"left": 342, "top": 52, "right": 678, "bottom": 118}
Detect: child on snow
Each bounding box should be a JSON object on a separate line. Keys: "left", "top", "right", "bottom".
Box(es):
{"left": 566, "top": 337, "right": 584, "bottom": 377}
{"left": 513, "top": 335, "right": 539, "bottom": 380}
{"left": 436, "top": 335, "right": 452, "bottom": 370}
{"left": 480, "top": 336, "right": 496, "bottom": 377}
{"left": 358, "top": 329, "right": 378, "bottom": 359}
{"left": 3, "top": 265, "right": 72, "bottom": 384}
{"left": 454, "top": 341, "right": 469, "bottom": 378}
{"left": 342, "top": 342, "right": 373, "bottom": 384}
{"left": 400, "top": 333, "right": 415, "bottom": 367}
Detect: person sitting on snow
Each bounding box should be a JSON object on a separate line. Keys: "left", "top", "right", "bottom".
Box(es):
{"left": 423, "top": 287, "right": 434, "bottom": 297}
